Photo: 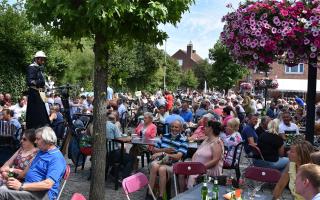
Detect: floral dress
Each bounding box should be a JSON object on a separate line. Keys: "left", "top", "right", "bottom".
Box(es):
{"left": 13, "top": 148, "right": 38, "bottom": 170}
{"left": 220, "top": 131, "right": 242, "bottom": 166}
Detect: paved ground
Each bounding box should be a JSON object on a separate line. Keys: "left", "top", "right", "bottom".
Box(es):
{"left": 60, "top": 153, "right": 294, "bottom": 200}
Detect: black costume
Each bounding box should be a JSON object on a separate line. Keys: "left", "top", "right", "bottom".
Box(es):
{"left": 26, "top": 62, "right": 50, "bottom": 129}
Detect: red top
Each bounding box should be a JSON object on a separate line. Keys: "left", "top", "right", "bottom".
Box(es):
{"left": 165, "top": 94, "right": 174, "bottom": 110}
{"left": 135, "top": 122, "right": 157, "bottom": 139}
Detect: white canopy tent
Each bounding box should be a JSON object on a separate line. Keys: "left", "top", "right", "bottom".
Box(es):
{"left": 275, "top": 79, "right": 320, "bottom": 92}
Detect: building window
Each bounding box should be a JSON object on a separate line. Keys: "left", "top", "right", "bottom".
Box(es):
{"left": 178, "top": 59, "right": 183, "bottom": 66}
{"left": 285, "top": 63, "right": 304, "bottom": 74}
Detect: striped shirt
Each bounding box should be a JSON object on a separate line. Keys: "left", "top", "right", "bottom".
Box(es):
{"left": 156, "top": 133, "right": 188, "bottom": 157}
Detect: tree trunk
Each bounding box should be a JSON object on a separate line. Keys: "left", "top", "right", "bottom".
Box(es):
{"left": 89, "top": 34, "right": 107, "bottom": 200}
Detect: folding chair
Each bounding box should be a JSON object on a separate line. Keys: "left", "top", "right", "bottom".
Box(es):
{"left": 57, "top": 165, "right": 71, "bottom": 200}
{"left": 223, "top": 142, "right": 244, "bottom": 185}
{"left": 70, "top": 193, "right": 86, "bottom": 200}
{"left": 248, "top": 144, "right": 264, "bottom": 160}
{"left": 122, "top": 172, "right": 156, "bottom": 200}
{"left": 244, "top": 166, "right": 281, "bottom": 197}
{"left": 172, "top": 162, "right": 207, "bottom": 196}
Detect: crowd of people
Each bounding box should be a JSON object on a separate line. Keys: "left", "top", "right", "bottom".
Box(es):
{"left": 1, "top": 86, "right": 320, "bottom": 199}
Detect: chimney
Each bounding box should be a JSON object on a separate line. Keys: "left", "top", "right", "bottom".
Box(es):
{"left": 187, "top": 41, "right": 193, "bottom": 59}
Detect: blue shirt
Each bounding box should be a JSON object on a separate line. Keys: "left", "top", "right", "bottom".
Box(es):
{"left": 241, "top": 124, "right": 258, "bottom": 154}
{"left": 165, "top": 114, "right": 185, "bottom": 125}
{"left": 156, "top": 133, "right": 189, "bottom": 157}
{"left": 179, "top": 109, "right": 193, "bottom": 122}
{"left": 25, "top": 148, "right": 66, "bottom": 200}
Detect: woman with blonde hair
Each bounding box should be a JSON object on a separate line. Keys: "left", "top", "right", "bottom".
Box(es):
{"left": 273, "top": 140, "right": 315, "bottom": 200}
{"left": 253, "top": 119, "right": 289, "bottom": 172}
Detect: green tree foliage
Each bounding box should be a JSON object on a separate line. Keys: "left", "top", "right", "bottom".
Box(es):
{"left": 208, "top": 41, "right": 248, "bottom": 92}
{"left": 193, "top": 59, "right": 211, "bottom": 89}
{"left": 25, "top": 1, "right": 194, "bottom": 199}
{"left": 180, "top": 70, "right": 198, "bottom": 89}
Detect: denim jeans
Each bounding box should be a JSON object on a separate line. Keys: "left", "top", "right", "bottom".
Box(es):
{"left": 253, "top": 157, "right": 289, "bottom": 172}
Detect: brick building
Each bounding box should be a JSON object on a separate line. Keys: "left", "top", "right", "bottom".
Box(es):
{"left": 171, "top": 42, "right": 203, "bottom": 71}
{"left": 249, "top": 62, "right": 320, "bottom": 99}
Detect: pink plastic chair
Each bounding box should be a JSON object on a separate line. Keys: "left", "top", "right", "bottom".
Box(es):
{"left": 172, "top": 162, "right": 207, "bottom": 196}
{"left": 122, "top": 172, "right": 156, "bottom": 200}
{"left": 244, "top": 166, "right": 281, "bottom": 196}
{"left": 70, "top": 193, "right": 86, "bottom": 200}
{"left": 57, "top": 165, "right": 71, "bottom": 200}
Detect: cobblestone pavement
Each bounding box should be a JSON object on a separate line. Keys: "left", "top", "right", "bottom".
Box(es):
{"left": 60, "top": 154, "right": 294, "bottom": 200}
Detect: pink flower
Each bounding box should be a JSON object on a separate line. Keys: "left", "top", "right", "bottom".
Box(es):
{"left": 304, "top": 38, "right": 310, "bottom": 45}
{"left": 280, "top": 9, "right": 289, "bottom": 16}
{"left": 310, "top": 52, "right": 317, "bottom": 58}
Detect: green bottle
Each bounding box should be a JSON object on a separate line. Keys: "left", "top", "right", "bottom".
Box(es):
{"left": 212, "top": 179, "right": 219, "bottom": 200}
{"left": 201, "top": 176, "right": 208, "bottom": 200}
{"left": 8, "top": 166, "right": 14, "bottom": 178}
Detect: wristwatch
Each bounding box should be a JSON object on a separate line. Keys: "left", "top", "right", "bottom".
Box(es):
{"left": 19, "top": 183, "right": 24, "bottom": 191}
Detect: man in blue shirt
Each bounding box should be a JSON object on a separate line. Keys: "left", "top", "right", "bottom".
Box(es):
{"left": 147, "top": 120, "right": 188, "bottom": 200}
{"left": 241, "top": 113, "right": 259, "bottom": 154}
{"left": 179, "top": 101, "right": 193, "bottom": 123}
{"left": 0, "top": 126, "right": 66, "bottom": 200}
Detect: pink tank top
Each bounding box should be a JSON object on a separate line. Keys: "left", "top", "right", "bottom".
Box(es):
{"left": 193, "top": 138, "right": 224, "bottom": 176}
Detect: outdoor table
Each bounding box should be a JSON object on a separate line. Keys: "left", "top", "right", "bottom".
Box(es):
{"left": 112, "top": 136, "right": 199, "bottom": 163}
{"left": 171, "top": 182, "right": 272, "bottom": 200}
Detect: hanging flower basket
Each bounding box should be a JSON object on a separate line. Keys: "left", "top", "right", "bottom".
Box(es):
{"left": 270, "top": 79, "right": 279, "bottom": 89}
{"left": 240, "top": 82, "right": 253, "bottom": 90}
{"left": 221, "top": 0, "right": 320, "bottom": 69}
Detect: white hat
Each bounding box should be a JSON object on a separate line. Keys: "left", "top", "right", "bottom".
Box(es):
{"left": 34, "top": 51, "right": 47, "bottom": 58}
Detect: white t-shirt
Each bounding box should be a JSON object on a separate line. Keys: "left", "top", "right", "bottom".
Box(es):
{"left": 10, "top": 104, "right": 26, "bottom": 119}
{"left": 279, "top": 122, "right": 299, "bottom": 135}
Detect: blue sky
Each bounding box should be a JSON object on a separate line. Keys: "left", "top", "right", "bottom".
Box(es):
{"left": 160, "top": 0, "right": 242, "bottom": 59}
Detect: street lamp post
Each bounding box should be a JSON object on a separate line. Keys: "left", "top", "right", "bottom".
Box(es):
{"left": 305, "top": 57, "right": 317, "bottom": 145}
{"left": 163, "top": 40, "right": 167, "bottom": 91}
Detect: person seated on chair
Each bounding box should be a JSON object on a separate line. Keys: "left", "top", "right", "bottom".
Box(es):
{"left": 185, "top": 120, "right": 224, "bottom": 190}
{"left": 273, "top": 140, "right": 315, "bottom": 200}
{"left": 2, "top": 108, "right": 21, "bottom": 133}
{"left": 253, "top": 119, "right": 289, "bottom": 172}
{"left": 129, "top": 112, "right": 157, "bottom": 171}
{"left": 154, "top": 105, "right": 169, "bottom": 124}
{"left": 295, "top": 163, "right": 320, "bottom": 200}
{"left": 220, "top": 118, "right": 242, "bottom": 167}
{"left": 0, "top": 126, "right": 66, "bottom": 200}
{"left": 105, "top": 114, "right": 134, "bottom": 179}
{"left": 147, "top": 120, "right": 188, "bottom": 200}
{"left": 279, "top": 111, "right": 299, "bottom": 140}
{"left": 49, "top": 105, "right": 64, "bottom": 140}
{"left": 0, "top": 129, "right": 38, "bottom": 184}
{"left": 187, "top": 113, "right": 215, "bottom": 142}
{"left": 241, "top": 113, "right": 259, "bottom": 155}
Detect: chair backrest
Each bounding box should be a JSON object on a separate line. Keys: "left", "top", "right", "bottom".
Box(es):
{"left": 0, "top": 120, "right": 16, "bottom": 137}
{"left": 122, "top": 172, "right": 156, "bottom": 200}
{"left": 57, "top": 165, "right": 71, "bottom": 200}
{"left": 71, "top": 193, "right": 86, "bottom": 200}
{"left": 244, "top": 166, "right": 281, "bottom": 183}
{"left": 173, "top": 162, "right": 207, "bottom": 175}
{"left": 248, "top": 144, "right": 264, "bottom": 160}
{"left": 122, "top": 172, "right": 148, "bottom": 195}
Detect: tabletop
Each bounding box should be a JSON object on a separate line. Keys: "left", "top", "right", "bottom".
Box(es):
{"left": 171, "top": 183, "right": 272, "bottom": 200}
